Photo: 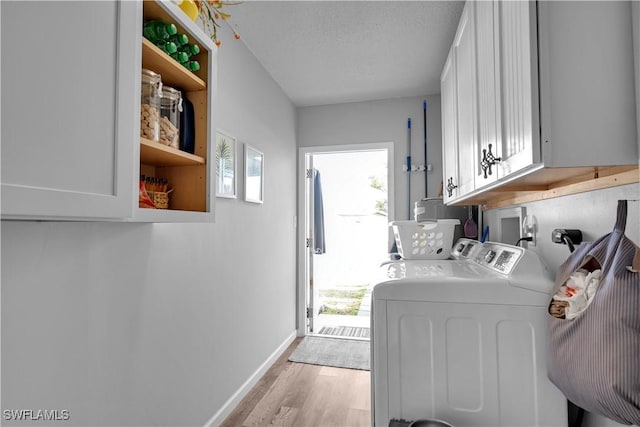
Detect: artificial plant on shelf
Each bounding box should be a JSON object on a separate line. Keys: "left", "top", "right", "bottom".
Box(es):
{"left": 194, "top": 0, "right": 241, "bottom": 46}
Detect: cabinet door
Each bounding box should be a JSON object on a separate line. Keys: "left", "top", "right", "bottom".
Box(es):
{"left": 453, "top": 2, "right": 478, "bottom": 197}
{"left": 495, "top": 0, "right": 540, "bottom": 177}
{"left": 441, "top": 50, "right": 459, "bottom": 203}
{"left": 1, "top": 1, "right": 138, "bottom": 220}
{"left": 474, "top": 0, "right": 500, "bottom": 187}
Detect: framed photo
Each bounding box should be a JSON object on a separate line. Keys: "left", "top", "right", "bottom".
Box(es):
{"left": 244, "top": 144, "right": 264, "bottom": 204}
{"left": 215, "top": 130, "right": 237, "bottom": 198}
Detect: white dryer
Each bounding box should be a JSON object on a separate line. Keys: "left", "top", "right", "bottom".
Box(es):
{"left": 371, "top": 241, "right": 567, "bottom": 427}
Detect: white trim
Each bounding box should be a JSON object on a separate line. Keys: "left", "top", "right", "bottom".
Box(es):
{"left": 215, "top": 129, "right": 238, "bottom": 199}
{"left": 297, "top": 142, "right": 395, "bottom": 336}
{"left": 244, "top": 144, "right": 265, "bottom": 204}
{"left": 203, "top": 330, "right": 297, "bottom": 427}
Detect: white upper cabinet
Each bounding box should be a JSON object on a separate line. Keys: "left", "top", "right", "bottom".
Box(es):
{"left": 1, "top": 0, "right": 217, "bottom": 221}
{"left": 452, "top": 2, "right": 478, "bottom": 198}
{"left": 1, "top": 1, "right": 137, "bottom": 220}
{"left": 537, "top": 1, "right": 637, "bottom": 167}
{"left": 475, "top": 0, "right": 502, "bottom": 185}
{"left": 442, "top": 0, "right": 638, "bottom": 206}
{"left": 494, "top": 0, "right": 540, "bottom": 178}
{"left": 441, "top": 49, "right": 459, "bottom": 203}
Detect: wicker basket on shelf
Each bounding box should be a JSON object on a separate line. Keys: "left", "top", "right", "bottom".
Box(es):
{"left": 148, "top": 191, "right": 169, "bottom": 209}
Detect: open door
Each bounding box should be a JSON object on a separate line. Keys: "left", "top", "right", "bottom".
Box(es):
{"left": 304, "top": 153, "right": 316, "bottom": 332}
{"left": 300, "top": 145, "right": 393, "bottom": 338}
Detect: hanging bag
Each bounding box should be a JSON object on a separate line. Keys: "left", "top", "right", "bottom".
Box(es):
{"left": 547, "top": 200, "right": 640, "bottom": 425}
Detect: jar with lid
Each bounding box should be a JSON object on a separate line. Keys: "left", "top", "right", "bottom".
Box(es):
{"left": 140, "top": 69, "right": 163, "bottom": 142}
{"left": 159, "top": 86, "right": 182, "bottom": 149}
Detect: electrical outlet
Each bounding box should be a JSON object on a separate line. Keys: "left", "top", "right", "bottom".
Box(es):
{"left": 552, "top": 229, "right": 583, "bottom": 245}
{"left": 522, "top": 215, "right": 537, "bottom": 247}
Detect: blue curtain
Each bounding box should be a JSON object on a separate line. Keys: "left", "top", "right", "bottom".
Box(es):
{"left": 314, "top": 170, "right": 326, "bottom": 254}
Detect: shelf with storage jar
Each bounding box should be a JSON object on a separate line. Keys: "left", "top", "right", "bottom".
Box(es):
{"left": 136, "top": 0, "right": 217, "bottom": 222}
{"left": 0, "top": 0, "right": 217, "bottom": 222}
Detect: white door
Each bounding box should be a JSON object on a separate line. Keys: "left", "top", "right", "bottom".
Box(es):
{"left": 495, "top": 0, "right": 540, "bottom": 177}
{"left": 453, "top": 2, "right": 478, "bottom": 197}
{"left": 441, "top": 49, "right": 459, "bottom": 203}
{"left": 304, "top": 154, "right": 316, "bottom": 332}
{"left": 1, "top": 0, "right": 138, "bottom": 220}
{"left": 475, "top": 0, "right": 501, "bottom": 187}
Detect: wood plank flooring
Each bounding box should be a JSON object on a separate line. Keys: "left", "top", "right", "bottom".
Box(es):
{"left": 221, "top": 338, "right": 371, "bottom": 427}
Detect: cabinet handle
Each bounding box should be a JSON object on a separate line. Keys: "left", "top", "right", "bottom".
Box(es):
{"left": 446, "top": 177, "right": 458, "bottom": 197}
{"left": 480, "top": 144, "right": 501, "bottom": 178}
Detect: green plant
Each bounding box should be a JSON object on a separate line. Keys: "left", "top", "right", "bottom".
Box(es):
{"left": 370, "top": 176, "right": 385, "bottom": 191}
{"left": 216, "top": 135, "right": 233, "bottom": 176}
{"left": 370, "top": 175, "right": 388, "bottom": 215}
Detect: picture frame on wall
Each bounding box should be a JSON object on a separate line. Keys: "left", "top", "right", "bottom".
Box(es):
{"left": 244, "top": 144, "right": 264, "bottom": 204}
{"left": 215, "top": 130, "right": 237, "bottom": 198}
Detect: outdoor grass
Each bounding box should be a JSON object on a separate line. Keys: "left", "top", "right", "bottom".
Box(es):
{"left": 319, "top": 286, "right": 368, "bottom": 316}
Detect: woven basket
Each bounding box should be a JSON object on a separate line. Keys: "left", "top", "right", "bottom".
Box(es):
{"left": 148, "top": 191, "right": 169, "bottom": 209}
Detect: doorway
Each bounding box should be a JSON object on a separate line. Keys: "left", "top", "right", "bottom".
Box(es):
{"left": 298, "top": 143, "right": 395, "bottom": 339}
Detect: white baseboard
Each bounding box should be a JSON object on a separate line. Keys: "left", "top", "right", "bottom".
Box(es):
{"left": 203, "top": 330, "right": 297, "bottom": 427}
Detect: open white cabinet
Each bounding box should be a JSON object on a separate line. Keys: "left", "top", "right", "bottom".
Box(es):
{"left": 1, "top": 0, "right": 217, "bottom": 222}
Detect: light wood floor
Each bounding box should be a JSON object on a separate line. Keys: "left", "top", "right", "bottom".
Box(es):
{"left": 221, "top": 337, "right": 371, "bottom": 427}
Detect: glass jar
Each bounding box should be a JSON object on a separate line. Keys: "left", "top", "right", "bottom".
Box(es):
{"left": 140, "top": 69, "right": 163, "bottom": 142}
{"left": 159, "top": 86, "right": 182, "bottom": 149}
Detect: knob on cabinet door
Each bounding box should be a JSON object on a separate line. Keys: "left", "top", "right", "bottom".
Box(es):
{"left": 446, "top": 177, "right": 458, "bottom": 197}
{"left": 481, "top": 144, "right": 501, "bottom": 179}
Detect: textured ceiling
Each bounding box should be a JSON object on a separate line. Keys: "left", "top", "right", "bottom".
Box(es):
{"left": 230, "top": 1, "right": 464, "bottom": 107}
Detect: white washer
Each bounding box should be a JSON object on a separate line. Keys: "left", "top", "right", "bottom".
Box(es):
{"left": 371, "top": 240, "right": 568, "bottom": 427}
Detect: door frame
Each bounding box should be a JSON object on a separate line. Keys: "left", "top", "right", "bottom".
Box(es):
{"left": 297, "top": 142, "right": 395, "bottom": 336}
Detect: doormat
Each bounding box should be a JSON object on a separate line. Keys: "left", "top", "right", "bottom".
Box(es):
{"left": 317, "top": 325, "right": 370, "bottom": 339}
{"left": 288, "top": 336, "right": 370, "bottom": 371}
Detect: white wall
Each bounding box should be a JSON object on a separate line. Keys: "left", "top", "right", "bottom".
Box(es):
{"left": 484, "top": 184, "right": 640, "bottom": 272}
{"left": 1, "top": 24, "right": 297, "bottom": 427}
{"left": 297, "top": 95, "right": 443, "bottom": 221}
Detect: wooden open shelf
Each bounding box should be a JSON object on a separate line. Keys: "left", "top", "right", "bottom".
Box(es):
{"left": 450, "top": 165, "right": 640, "bottom": 210}
{"left": 138, "top": 0, "right": 213, "bottom": 217}
{"left": 140, "top": 137, "right": 205, "bottom": 166}
{"left": 141, "top": 38, "right": 206, "bottom": 91}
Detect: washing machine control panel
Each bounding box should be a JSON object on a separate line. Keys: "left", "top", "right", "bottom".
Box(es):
{"left": 451, "top": 238, "right": 482, "bottom": 259}
{"left": 484, "top": 250, "right": 497, "bottom": 263}
{"left": 474, "top": 243, "right": 524, "bottom": 275}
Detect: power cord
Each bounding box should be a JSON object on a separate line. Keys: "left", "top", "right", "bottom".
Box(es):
{"left": 562, "top": 235, "right": 576, "bottom": 253}
{"left": 515, "top": 236, "right": 533, "bottom": 247}
{"left": 552, "top": 229, "right": 583, "bottom": 254}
